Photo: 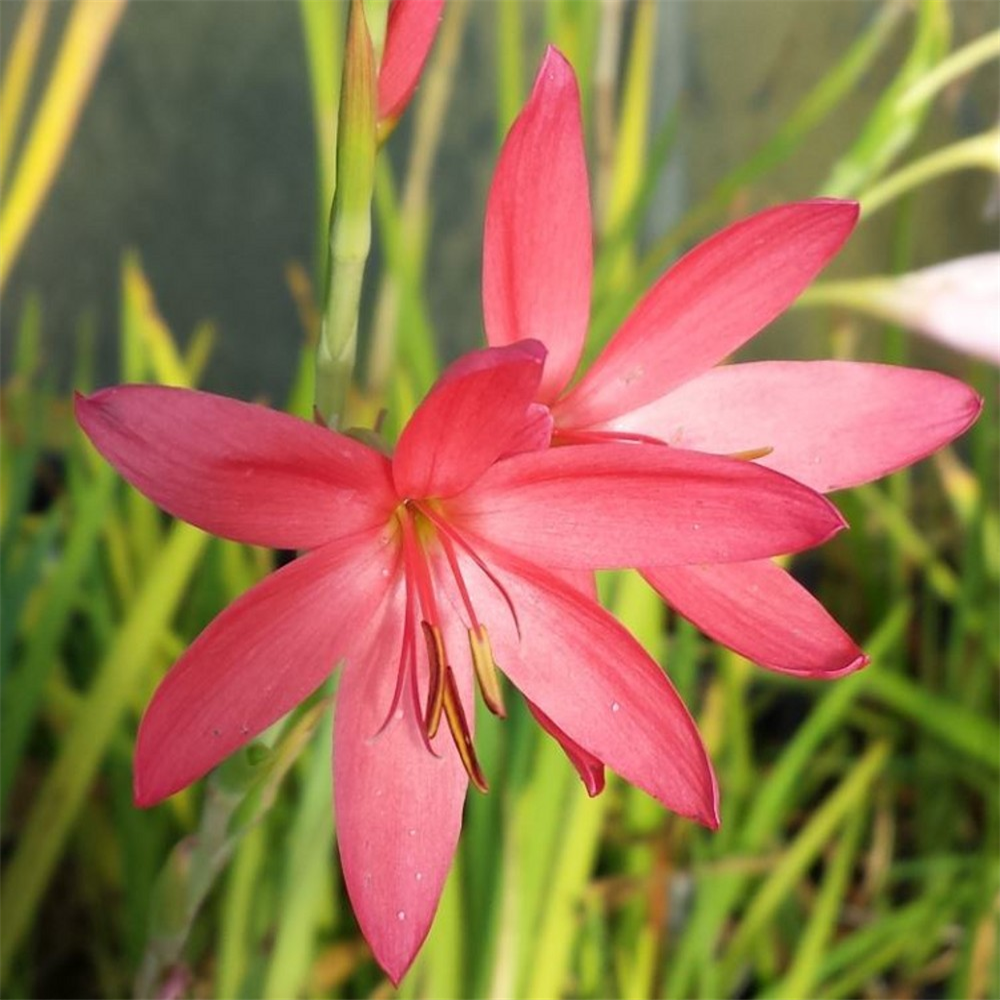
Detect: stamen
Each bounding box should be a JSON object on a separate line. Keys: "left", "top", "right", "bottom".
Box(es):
{"left": 442, "top": 666, "right": 489, "bottom": 793}
{"left": 468, "top": 625, "right": 505, "bottom": 717}
{"left": 727, "top": 445, "right": 774, "bottom": 462}
{"left": 421, "top": 621, "right": 447, "bottom": 738}
{"left": 552, "top": 427, "right": 669, "bottom": 448}
{"left": 417, "top": 503, "right": 522, "bottom": 640}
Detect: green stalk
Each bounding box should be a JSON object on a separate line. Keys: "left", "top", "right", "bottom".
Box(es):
{"left": 298, "top": 0, "right": 343, "bottom": 284}
{"left": 315, "top": 0, "right": 383, "bottom": 428}
{"left": 860, "top": 130, "right": 1000, "bottom": 218}
{"left": 366, "top": 0, "right": 470, "bottom": 403}
{"left": 898, "top": 28, "right": 1000, "bottom": 112}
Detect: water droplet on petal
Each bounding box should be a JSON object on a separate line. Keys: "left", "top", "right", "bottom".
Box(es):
{"left": 408, "top": 828, "right": 417, "bottom": 837}
{"left": 415, "top": 872, "right": 423, "bottom": 881}
{"left": 381, "top": 567, "right": 390, "bottom": 577}
{"left": 692, "top": 523, "right": 701, "bottom": 531}
{"left": 611, "top": 701, "right": 621, "bottom": 713}
{"left": 394, "top": 708, "right": 404, "bottom": 720}
{"left": 397, "top": 910, "right": 406, "bottom": 921}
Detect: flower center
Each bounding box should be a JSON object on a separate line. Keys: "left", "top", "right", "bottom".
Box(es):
{"left": 380, "top": 500, "right": 514, "bottom": 792}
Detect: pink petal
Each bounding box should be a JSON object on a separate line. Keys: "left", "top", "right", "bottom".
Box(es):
{"left": 556, "top": 200, "right": 859, "bottom": 428}
{"left": 482, "top": 46, "right": 593, "bottom": 404}
{"left": 449, "top": 443, "right": 846, "bottom": 568}
{"left": 75, "top": 386, "right": 395, "bottom": 550}
{"left": 499, "top": 403, "right": 555, "bottom": 459}
{"left": 598, "top": 361, "right": 983, "bottom": 493}
{"left": 134, "top": 528, "right": 395, "bottom": 806}
{"left": 377, "top": 0, "right": 444, "bottom": 124}
{"left": 471, "top": 547, "right": 718, "bottom": 827}
{"left": 526, "top": 699, "right": 605, "bottom": 795}
{"left": 334, "top": 574, "right": 471, "bottom": 985}
{"left": 644, "top": 560, "right": 868, "bottom": 677}
{"left": 393, "top": 342, "right": 546, "bottom": 499}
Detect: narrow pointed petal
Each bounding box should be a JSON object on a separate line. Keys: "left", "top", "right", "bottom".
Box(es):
{"left": 134, "top": 528, "right": 395, "bottom": 806}
{"left": 449, "top": 443, "right": 845, "bottom": 568}
{"left": 75, "top": 386, "right": 395, "bottom": 550}
{"left": 335, "top": 588, "right": 471, "bottom": 985}
{"left": 598, "top": 361, "right": 983, "bottom": 493}
{"left": 393, "top": 342, "right": 546, "bottom": 499}
{"left": 644, "top": 560, "right": 868, "bottom": 677}
{"left": 557, "top": 200, "right": 859, "bottom": 428}
{"left": 377, "top": 0, "right": 444, "bottom": 125}
{"left": 527, "top": 699, "right": 605, "bottom": 796}
{"left": 471, "top": 548, "right": 718, "bottom": 826}
{"left": 483, "top": 46, "right": 592, "bottom": 403}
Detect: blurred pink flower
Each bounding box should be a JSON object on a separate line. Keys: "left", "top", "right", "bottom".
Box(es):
{"left": 378, "top": 0, "right": 444, "bottom": 128}
{"left": 76, "top": 342, "right": 844, "bottom": 982}
{"left": 483, "top": 47, "right": 982, "bottom": 681}
{"left": 861, "top": 254, "right": 1000, "bottom": 365}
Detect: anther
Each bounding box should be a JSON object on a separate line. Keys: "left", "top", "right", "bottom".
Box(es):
{"left": 441, "top": 667, "right": 489, "bottom": 793}
{"left": 727, "top": 445, "right": 774, "bottom": 462}
{"left": 468, "top": 625, "right": 505, "bottom": 717}
{"left": 421, "top": 621, "right": 447, "bottom": 738}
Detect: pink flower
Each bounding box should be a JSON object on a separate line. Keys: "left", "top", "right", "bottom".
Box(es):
{"left": 859, "top": 254, "right": 1000, "bottom": 366}
{"left": 378, "top": 0, "right": 444, "bottom": 128}
{"left": 76, "top": 342, "right": 845, "bottom": 982}
{"left": 483, "top": 47, "right": 983, "bottom": 678}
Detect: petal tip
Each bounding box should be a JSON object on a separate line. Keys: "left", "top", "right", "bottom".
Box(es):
{"left": 809, "top": 196, "right": 861, "bottom": 226}
{"left": 132, "top": 771, "right": 161, "bottom": 810}
{"left": 809, "top": 650, "right": 871, "bottom": 680}
{"left": 701, "top": 795, "right": 722, "bottom": 831}
{"left": 846, "top": 652, "right": 871, "bottom": 675}
{"left": 538, "top": 44, "right": 574, "bottom": 84}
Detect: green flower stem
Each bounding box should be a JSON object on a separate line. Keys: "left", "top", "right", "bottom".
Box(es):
{"left": 315, "top": 0, "right": 385, "bottom": 429}
{"left": 859, "top": 129, "right": 1000, "bottom": 218}
{"left": 898, "top": 28, "right": 1000, "bottom": 112}
{"left": 367, "top": 0, "right": 470, "bottom": 403}
{"left": 298, "top": 0, "right": 343, "bottom": 281}
{"left": 0, "top": 520, "right": 209, "bottom": 983}
{"left": 798, "top": 275, "right": 904, "bottom": 320}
